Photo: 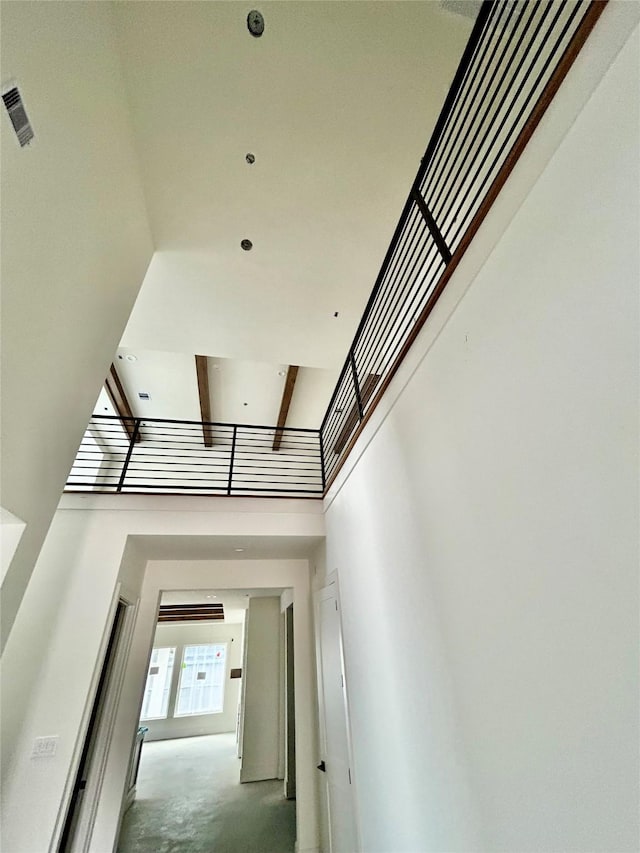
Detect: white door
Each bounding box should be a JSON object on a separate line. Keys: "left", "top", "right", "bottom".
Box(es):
{"left": 315, "top": 582, "right": 359, "bottom": 853}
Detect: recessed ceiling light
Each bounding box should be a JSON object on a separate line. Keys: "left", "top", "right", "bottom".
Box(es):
{"left": 278, "top": 370, "right": 286, "bottom": 377}
{"left": 125, "top": 354, "right": 137, "bottom": 362}
{"left": 247, "top": 10, "right": 264, "bottom": 37}
{"left": 234, "top": 548, "right": 244, "bottom": 553}
{"left": 205, "top": 594, "right": 217, "bottom": 599}
{"left": 241, "top": 239, "right": 253, "bottom": 251}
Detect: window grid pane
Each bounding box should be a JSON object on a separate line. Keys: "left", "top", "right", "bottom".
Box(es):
{"left": 175, "top": 643, "right": 226, "bottom": 717}
{"left": 140, "top": 647, "right": 176, "bottom": 720}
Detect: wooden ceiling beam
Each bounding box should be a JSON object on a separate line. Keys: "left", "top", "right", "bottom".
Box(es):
{"left": 158, "top": 603, "right": 225, "bottom": 623}
{"left": 273, "top": 365, "right": 299, "bottom": 451}
{"left": 104, "top": 363, "right": 139, "bottom": 442}
{"left": 195, "top": 355, "right": 213, "bottom": 447}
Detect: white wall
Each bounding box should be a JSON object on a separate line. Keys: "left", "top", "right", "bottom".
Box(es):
{"left": 0, "top": 0, "right": 154, "bottom": 648}
{"left": 240, "top": 597, "right": 282, "bottom": 782}
{"left": 322, "top": 16, "right": 639, "bottom": 853}
{"left": 1, "top": 507, "right": 26, "bottom": 584}
{"left": 143, "top": 621, "right": 243, "bottom": 742}
{"left": 0, "top": 495, "right": 322, "bottom": 853}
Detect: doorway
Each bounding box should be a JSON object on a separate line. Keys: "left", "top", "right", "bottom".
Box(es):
{"left": 117, "top": 587, "right": 296, "bottom": 853}
{"left": 315, "top": 579, "right": 359, "bottom": 852}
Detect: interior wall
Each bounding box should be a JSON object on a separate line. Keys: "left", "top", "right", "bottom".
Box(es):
{"left": 0, "top": 495, "right": 322, "bottom": 853}
{"left": 322, "top": 21, "right": 639, "bottom": 853}
{"left": 0, "top": 0, "right": 154, "bottom": 648}
{"left": 143, "top": 621, "right": 243, "bottom": 742}
{"left": 240, "top": 597, "right": 282, "bottom": 783}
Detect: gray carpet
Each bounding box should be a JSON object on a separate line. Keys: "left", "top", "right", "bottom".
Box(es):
{"left": 117, "top": 733, "right": 296, "bottom": 853}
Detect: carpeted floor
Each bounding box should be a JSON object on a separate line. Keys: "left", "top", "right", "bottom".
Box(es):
{"left": 117, "top": 732, "right": 296, "bottom": 853}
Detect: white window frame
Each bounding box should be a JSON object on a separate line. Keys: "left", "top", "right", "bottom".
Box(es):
{"left": 174, "top": 642, "right": 227, "bottom": 718}
{"left": 140, "top": 646, "right": 176, "bottom": 721}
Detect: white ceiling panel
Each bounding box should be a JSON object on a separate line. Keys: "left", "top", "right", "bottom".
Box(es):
{"left": 131, "top": 533, "right": 322, "bottom": 561}
{"left": 115, "top": 2, "right": 473, "bottom": 371}
{"left": 208, "top": 356, "right": 288, "bottom": 426}
{"left": 113, "top": 347, "right": 201, "bottom": 421}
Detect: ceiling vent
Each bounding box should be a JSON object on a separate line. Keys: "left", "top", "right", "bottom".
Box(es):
{"left": 2, "top": 84, "right": 34, "bottom": 148}
{"left": 138, "top": 392, "right": 151, "bottom": 401}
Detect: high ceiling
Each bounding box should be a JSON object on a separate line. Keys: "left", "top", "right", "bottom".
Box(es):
{"left": 105, "top": 2, "right": 473, "bottom": 424}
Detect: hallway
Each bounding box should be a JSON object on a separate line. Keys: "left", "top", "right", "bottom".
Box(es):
{"left": 117, "top": 733, "right": 296, "bottom": 853}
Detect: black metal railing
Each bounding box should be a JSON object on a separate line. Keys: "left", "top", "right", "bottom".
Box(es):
{"left": 66, "top": 1, "right": 601, "bottom": 499}
{"left": 66, "top": 415, "right": 323, "bottom": 497}
{"left": 319, "top": 0, "right": 601, "bottom": 487}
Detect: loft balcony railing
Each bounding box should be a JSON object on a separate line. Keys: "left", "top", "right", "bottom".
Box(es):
{"left": 66, "top": 415, "right": 324, "bottom": 497}
{"left": 320, "top": 0, "right": 604, "bottom": 488}
{"left": 65, "top": 0, "right": 604, "bottom": 500}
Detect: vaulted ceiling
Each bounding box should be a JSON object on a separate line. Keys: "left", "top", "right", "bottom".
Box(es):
{"left": 104, "top": 2, "right": 474, "bottom": 425}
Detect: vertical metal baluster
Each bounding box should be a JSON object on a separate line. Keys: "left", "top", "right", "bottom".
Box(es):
{"left": 319, "top": 429, "right": 326, "bottom": 494}
{"left": 349, "top": 351, "right": 364, "bottom": 422}
{"left": 227, "top": 426, "right": 237, "bottom": 496}
{"left": 117, "top": 419, "right": 140, "bottom": 493}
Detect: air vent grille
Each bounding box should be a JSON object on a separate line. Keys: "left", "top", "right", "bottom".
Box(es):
{"left": 2, "top": 86, "right": 34, "bottom": 147}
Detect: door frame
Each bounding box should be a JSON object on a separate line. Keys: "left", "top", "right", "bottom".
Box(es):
{"left": 284, "top": 602, "right": 296, "bottom": 799}
{"left": 52, "top": 584, "right": 139, "bottom": 853}
{"left": 313, "top": 572, "right": 361, "bottom": 852}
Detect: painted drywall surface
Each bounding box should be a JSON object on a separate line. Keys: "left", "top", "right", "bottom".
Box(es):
{"left": 0, "top": 512, "right": 135, "bottom": 853}
{"left": 143, "top": 621, "right": 243, "bottom": 742}
{"left": 323, "top": 22, "right": 640, "bottom": 853}
{"left": 0, "top": 1, "right": 154, "bottom": 647}
{"left": 1, "top": 494, "right": 320, "bottom": 794}
{"left": 115, "top": 2, "right": 472, "bottom": 369}
{"left": 240, "top": 597, "right": 282, "bottom": 782}
{"left": 0, "top": 497, "right": 322, "bottom": 853}
{"left": 0, "top": 525, "right": 147, "bottom": 853}
{"left": 0, "top": 507, "right": 26, "bottom": 584}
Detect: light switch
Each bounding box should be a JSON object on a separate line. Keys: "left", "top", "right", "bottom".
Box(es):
{"left": 31, "top": 736, "right": 59, "bottom": 758}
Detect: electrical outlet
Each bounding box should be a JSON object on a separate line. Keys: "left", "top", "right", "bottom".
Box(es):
{"left": 31, "top": 736, "right": 58, "bottom": 759}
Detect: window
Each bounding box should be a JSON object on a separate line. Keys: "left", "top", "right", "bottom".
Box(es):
{"left": 140, "top": 647, "right": 175, "bottom": 720}
{"left": 175, "top": 643, "right": 227, "bottom": 717}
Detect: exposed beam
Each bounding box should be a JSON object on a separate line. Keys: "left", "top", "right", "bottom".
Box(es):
{"left": 273, "top": 365, "right": 299, "bottom": 451}
{"left": 195, "top": 355, "right": 213, "bottom": 447}
{"left": 105, "top": 363, "right": 138, "bottom": 442}
{"left": 158, "top": 603, "right": 224, "bottom": 623}
{"left": 332, "top": 373, "right": 380, "bottom": 456}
